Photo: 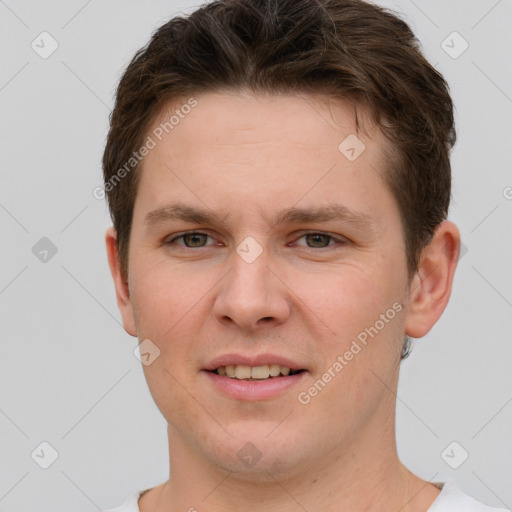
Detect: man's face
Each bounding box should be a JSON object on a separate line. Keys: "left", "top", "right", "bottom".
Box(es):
{"left": 122, "top": 91, "right": 412, "bottom": 477}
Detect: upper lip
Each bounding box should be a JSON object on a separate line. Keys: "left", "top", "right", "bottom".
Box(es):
{"left": 203, "top": 353, "right": 307, "bottom": 372}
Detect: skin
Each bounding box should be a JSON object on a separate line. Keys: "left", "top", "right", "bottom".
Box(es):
{"left": 106, "top": 90, "right": 460, "bottom": 512}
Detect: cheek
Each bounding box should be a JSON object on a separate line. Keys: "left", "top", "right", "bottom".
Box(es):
{"left": 289, "top": 264, "right": 405, "bottom": 390}
{"left": 132, "top": 262, "right": 206, "bottom": 425}
{"left": 295, "top": 278, "right": 403, "bottom": 438}
{"left": 129, "top": 257, "right": 203, "bottom": 335}
{"left": 290, "top": 265, "right": 390, "bottom": 339}
{"left": 142, "top": 360, "right": 210, "bottom": 442}
{"left": 129, "top": 258, "right": 216, "bottom": 394}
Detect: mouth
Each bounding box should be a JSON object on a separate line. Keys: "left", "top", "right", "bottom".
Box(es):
{"left": 209, "top": 364, "right": 305, "bottom": 380}
{"left": 203, "top": 358, "right": 308, "bottom": 400}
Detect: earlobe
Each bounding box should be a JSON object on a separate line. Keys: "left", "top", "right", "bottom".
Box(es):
{"left": 105, "top": 227, "right": 137, "bottom": 336}
{"left": 404, "top": 221, "right": 461, "bottom": 338}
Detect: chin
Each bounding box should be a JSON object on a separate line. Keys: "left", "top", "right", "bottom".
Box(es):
{"left": 204, "top": 424, "right": 312, "bottom": 479}
{"left": 215, "top": 452, "right": 307, "bottom": 482}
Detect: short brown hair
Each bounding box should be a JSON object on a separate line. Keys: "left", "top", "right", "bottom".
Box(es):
{"left": 103, "top": 0, "right": 456, "bottom": 353}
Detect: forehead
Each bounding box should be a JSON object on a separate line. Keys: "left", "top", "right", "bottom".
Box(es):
{"left": 149, "top": 89, "right": 386, "bottom": 151}
{"left": 134, "top": 90, "right": 397, "bottom": 227}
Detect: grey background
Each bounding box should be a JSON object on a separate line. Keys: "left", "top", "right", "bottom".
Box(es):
{"left": 0, "top": 0, "right": 511, "bottom": 510}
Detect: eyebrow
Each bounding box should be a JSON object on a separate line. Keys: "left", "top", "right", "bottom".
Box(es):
{"left": 143, "top": 201, "right": 375, "bottom": 232}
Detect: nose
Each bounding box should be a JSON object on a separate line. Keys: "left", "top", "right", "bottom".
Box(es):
{"left": 212, "top": 243, "right": 291, "bottom": 331}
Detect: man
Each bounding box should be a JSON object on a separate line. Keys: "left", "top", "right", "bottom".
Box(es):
{"left": 102, "top": 0, "right": 509, "bottom": 511}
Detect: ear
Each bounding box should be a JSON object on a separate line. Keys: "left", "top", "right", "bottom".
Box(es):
{"left": 105, "top": 227, "right": 137, "bottom": 336}
{"left": 404, "top": 220, "right": 461, "bottom": 338}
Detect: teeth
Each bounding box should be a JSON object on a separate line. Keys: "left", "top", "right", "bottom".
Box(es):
{"left": 235, "top": 365, "right": 252, "bottom": 379}
{"left": 214, "top": 364, "right": 299, "bottom": 379}
{"left": 269, "top": 364, "right": 281, "bottom": 376}
{"left": 251, "top": 365, "right": 270, "bottom": 379}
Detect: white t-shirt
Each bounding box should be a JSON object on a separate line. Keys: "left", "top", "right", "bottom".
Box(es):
{"left": 104, "top": 481, "right": 510, "bottom": 512}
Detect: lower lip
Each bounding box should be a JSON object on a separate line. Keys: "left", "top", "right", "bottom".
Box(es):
{"left": 203, "top": 370, "right": 307, "bottom": 401}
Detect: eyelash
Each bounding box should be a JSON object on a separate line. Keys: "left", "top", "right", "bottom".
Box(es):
{"left": 165, "top": 231, "right": 346, "bottom": 249}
